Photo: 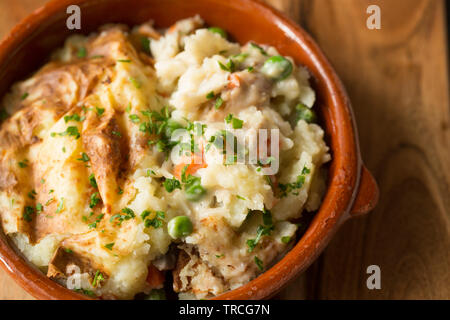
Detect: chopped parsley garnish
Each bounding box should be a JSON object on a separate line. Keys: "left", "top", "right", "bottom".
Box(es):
{"left": 278, "top": 166, "right": 310, "bottom": 198}
{"left": 247, "top": 66, "right": 255, "bottom": 72}
{"left": 225, "top": 114, "right": 243, "bottom": 129}
{"left": 236, "top": 195, "right": 246, "bottom": 201}
{"left": 110, "top": 207, "right": 136, "bottom": 226}
{"left": 18, "top": 159, "right": 29, "bottom": 168}
{"left": 254, "top": 256, "right": 264, "bottom": 271}
{"left": 262, "top": 208, "right": 273, "bottom": 226}
{"left": 163, "top": 173, "right": 205, "bottom": 201}
{"left": 89, "top": 192, "right": 101, "bottom": 208}
{"left": 104, "top": 242, "right": 115, "bottom": 250}
{"left": 232, "top": 53, "right": 249, "bottom": 63}
{"left": 64, "top": 114, "right": 82, "bottom": 123}
{"left": 216, "top": 254, "right": 225, "bottom": 258}
{"left": 143, "top": 210, "right": 165, "bottom": 229}
{"left": 206, "top": 91, "right": 215, "bottom": 100}
{"left": 302, "top": 166, "right": 311, "bottom": 175}
{"left": 55, "top": 198, "right": 65, "bottom": 213}
{"left": 88, "top": 214, "right": 104, "bottom": 229}
{"left": 246, "top": 209, "right": 274, "bottom": 252}
{"left": 23, "top": 206, "right": 34, "bottom": 222}
{"left": 88, "top": 174, "right": 98, "bottom": 188}
{"left": 281, "top": 236, "right": 292, "bottom": 244}
{"left": 77, "top": 47, "right": 87, "bottom": 58}
{"left": 117, "top": 187, "right": 124, "bottom": 195}
{"left": 141, "top": 210, "right": 151, "bottom": 220}
{"left": 258, "top": 157, "right": 276, "bottom": 166}
{"left": 134, "top": 107, "right": 180, "bottom": 157}
{"left": 74, "top": 288, "right": 96, "bottom": 297}
{"left": 129, "top": 77, "right": 141, "bottom": 88}
{"left": 64, "top": 248, "right": 73, "bottom": 253}
{"left": 92, "top": 270, "right": 104, "bottom": 287}
{"left": 117, "top": 59, "right": 131, "bottom": 63}
{"left": 214, "top": 96, "right": 224, "bottom": 109}
{"left": 141, "top": 37, "right": 151, "bottom": 53}
{"left": 250, "top": 42, "right": 268, "bottom": 56}
{"left": 77, "top": 152, "right": 90, "bottom": 162}
{"left": 81, "top": 105, "right": 91, "bottom": 113}
{"left": 36, "top": 203, "right": 43, "bottom": 213}
{"left": 28, "top": 189, "right": 37, "bottom": 200}
{"left": 121, "top": 207, "right": 135, "bottom": 217}
{"left": 112, "top": 131, "right": 122, "bottom": 137}
{"left": 95, "top": 106, "right": 105, "bottom": 116}
{"left": 206, "top": 91, "right": 223, "bottom": 109}
{"left": 129, "top": 114, "right": 140, "bottom": 123}
{"left": 163, "top": 178, "right": 181, "bottom": 193}
{"left": 218, "top": 59, "right": 236, "bottom": 72}
{"left": 51, "top": 126, "right": 80, "bottom": 139}
{"left": 21, "top": 92, "right": 29, "bottom": 100}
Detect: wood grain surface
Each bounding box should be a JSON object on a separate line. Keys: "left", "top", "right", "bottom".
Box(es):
{"left": 0, "top": 0, "right": 448, "bottom": 300}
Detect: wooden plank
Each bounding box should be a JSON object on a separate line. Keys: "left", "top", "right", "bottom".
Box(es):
{"left": 269, "top": 0, "right": 450, "bottom": 299}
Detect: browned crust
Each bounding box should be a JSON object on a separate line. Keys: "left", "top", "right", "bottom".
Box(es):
{"left": 47, "top": 246, "right": 108, "bottom": 286}
{"left": 172, "top": 248, "right": 191, "bottom": 293}
{"left": 82, "top": 113, "right": 122, "bottom": 214}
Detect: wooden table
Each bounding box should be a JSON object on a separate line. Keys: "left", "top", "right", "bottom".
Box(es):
{"left": 0, "top": 0, "right": 448, "bottom": 300}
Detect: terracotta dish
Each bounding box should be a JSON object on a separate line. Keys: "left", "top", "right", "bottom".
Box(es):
{"left": 0, "top": 0, "right": 378, "bottom": 300}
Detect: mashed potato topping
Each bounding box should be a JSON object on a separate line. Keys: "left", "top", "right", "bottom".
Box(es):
{"left": 0, "top": 16, "right": 330, "bottom": 299}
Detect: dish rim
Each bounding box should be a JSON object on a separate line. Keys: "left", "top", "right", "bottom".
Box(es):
{"left": 0, "top": 0, "right": 375, "bottom": 300}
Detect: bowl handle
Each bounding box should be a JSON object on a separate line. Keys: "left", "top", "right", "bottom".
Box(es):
{"left": 350, "top": 166, "right": 379, "bottom": 217}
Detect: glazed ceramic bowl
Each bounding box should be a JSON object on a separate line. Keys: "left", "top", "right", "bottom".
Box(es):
{"left": 0, "top": 0, "right": 378, "bottom": 300}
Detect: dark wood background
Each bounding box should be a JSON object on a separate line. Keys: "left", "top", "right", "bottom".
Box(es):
{"left": 0, "top": 0, "right": 449, "bottom": 300}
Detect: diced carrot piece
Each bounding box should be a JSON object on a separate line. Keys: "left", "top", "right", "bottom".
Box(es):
{"left": 146, "top": 264, "right": 165, "bottom": 289}
{"left": 228, "top": 73, "right": 241, "bottom": 89}
{"left": 174, "top": 162, "right": 207, "bottom": 180}
{"left": 174, "top": 150, "right": 207, "bottom": 180}
{"left": 173, "top": 142, "right": 207, "bottom": 180}
{"left": 168, "top": 24, "right": 177, "bottom": 34}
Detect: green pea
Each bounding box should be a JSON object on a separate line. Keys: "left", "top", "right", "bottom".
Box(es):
{"left": 168, "top": 216, "right": 193, "bottom": 239}
{"left": 145, "top": 289, "right": 166, "bottom": 300}
{"left": 261, "top": 55, "right": 293, "bottom": 80}
{"left": 208, "top": 27, "right": 228, "bottom": 39}
{"left": 296, "top": 103, "right": 317, "bottom": 124}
